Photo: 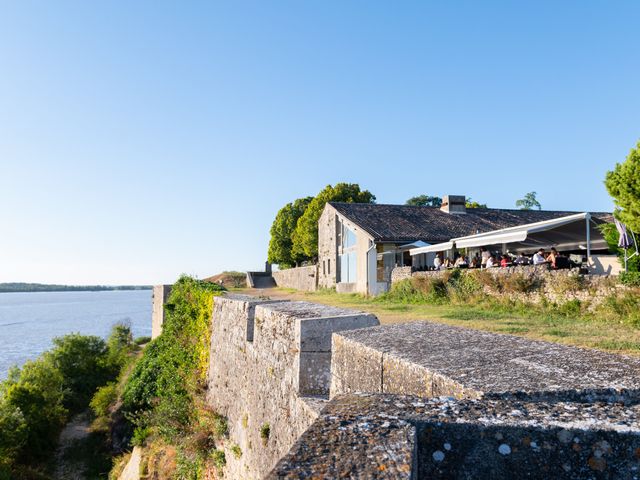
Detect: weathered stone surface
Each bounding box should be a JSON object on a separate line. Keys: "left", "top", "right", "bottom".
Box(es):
{"left": 332, "top": 321, "right": 640, "bottom": 403}
{"left": 151, "top": 284, "right": 172, "bottom": 339}
{"left": 269, "top": 393, "right": 640, "bottom": 479}
{"left": 206, "top": 295, "right": 379, "bottom": 479}
{"left": 272, "top": 265, "right": 318, "bottom": 292}
{"left": 330, "top": 334, "right": 384, "bottom": 395}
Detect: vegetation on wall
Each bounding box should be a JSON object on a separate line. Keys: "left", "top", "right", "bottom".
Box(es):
{"left": 116, "top": 275, "right": 226, "bottom": 478}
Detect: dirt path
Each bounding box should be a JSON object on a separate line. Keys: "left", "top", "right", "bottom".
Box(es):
{"left": 54, "top": 413, "right": 92, "bottom": 479}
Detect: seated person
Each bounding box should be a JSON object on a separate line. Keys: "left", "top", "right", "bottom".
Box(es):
{"left": 443, "top": 257, "right": 453, "bottom": 268}
{"left": 546, "top": 247, "right": 559, "bottom": 268}
{"left": 514, "top": 253, "right": 528, "bottom": 265}
{"left": 532, "top": 249, "right": 547, "bottom": 265}
{"left": 486, "top": 255, "right": 497, "bottom": 268}
{"left": 454, "top": 255, "right": 468, "bottom": 268}
{"left": 500, "top": 254, "right": 510, "bottom": 267}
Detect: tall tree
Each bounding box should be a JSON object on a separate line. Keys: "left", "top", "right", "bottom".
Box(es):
{"left": 267, "top": 197, "right": 313, "bottom": 268}
{"left": 405, "top": 195, "right": 442, "bottom": 207}
{"left": 516, "top": 191, "right": 541, "bottom": 210}
{"left": 605, "top": 140, "right": 640, "bottom": 233}
{"left": 292, "top": 183, "right": 376, "bottom": 260}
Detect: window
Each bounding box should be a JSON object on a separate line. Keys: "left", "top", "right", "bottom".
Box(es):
{"left": 338, "top": 252, "right": 357, "bottom": 283}
{"left": 328, "top": 259, "right": 331, "bottom": 275}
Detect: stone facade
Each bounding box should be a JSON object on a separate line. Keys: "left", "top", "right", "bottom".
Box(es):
{"left": 150, "top": 284, "right": 172, "bottom": 339}
{"left": 205, "top": 294, "right": 378, "bottom": 479}
{"left": 272, "top": 265, "right": 318, "bottom": 292}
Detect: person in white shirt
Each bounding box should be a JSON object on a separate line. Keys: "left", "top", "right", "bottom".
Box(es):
{"left": 532, "top": 249, "right": 547, "bottom": 265}
{"left": 433, "top": 253, "right": 443, "bottom": 270}
{"left": 485, "top": 255, "right": 497, "bottom": 268}
{"left": 480, "top": 247, "right": 490, "bottom": 268}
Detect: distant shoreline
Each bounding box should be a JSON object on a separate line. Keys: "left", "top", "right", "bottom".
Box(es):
{"left": 0, "top": 283, "right": 152, "bottom": 293}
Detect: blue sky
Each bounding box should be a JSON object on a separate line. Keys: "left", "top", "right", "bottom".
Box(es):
{"left": 1, "top": 1, "right": 638, "bottom": 284}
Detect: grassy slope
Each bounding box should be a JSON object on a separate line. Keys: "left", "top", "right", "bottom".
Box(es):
{"left": 239, "top": 288, "right": 640, "bottom": 356}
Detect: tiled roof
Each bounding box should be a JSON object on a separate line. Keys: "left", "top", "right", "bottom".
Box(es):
{"left": 329, "top": 202, "right": 613, "bottom": 243}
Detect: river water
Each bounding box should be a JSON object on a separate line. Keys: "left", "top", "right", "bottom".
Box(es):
{"left": 0, "top": 290, "right": 152, "bottom": 380}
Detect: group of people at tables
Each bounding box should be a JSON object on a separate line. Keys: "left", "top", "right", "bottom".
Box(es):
{"left": 432, "top": 247, "right": 564, "bottom": 270}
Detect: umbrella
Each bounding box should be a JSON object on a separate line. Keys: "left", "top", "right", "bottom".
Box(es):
{"left": 615, "top": 219, "right": 632, "bottom": 249}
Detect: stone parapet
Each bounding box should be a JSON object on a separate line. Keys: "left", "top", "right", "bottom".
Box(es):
{"left": 330, "top": 321, "right": 640, "bottom": 402}
{"left": 150, "top": 284, "right": 172, "bottom": 339}
{"left": 272, "top": 265, "right": 318, "bottom": 292}
{"left": 269, "top": 393, "right": 640, "bottom": 479}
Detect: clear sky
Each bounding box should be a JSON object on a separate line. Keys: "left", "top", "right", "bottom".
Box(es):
{"left": 1, "top": 1, "right": 638, "bottom": 285}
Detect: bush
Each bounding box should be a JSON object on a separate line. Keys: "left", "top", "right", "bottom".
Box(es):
{"left": 134, "top": 336, "right": 152, "bottom": 345}
{"left": 210, "top": 449, "right": 226, "bottom": 469}
{"left": 260, "top": 423, "right": 270, "bottom": 445}
{"left": 90, "top": 383, "right": 118, "bottom": 419}
{"left": 620, "top": 271, "right": 640, "bottom": 286}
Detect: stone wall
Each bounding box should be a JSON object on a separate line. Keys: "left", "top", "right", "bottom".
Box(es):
{"left": 151, "top": 284, "right": 172, "bottom": 339}
{"left": 271, "top": 320, "right": 640, "bottom": 478}
{"left": 390, "top": 265, "right": 623, "bottom": 308}
{"left": 206, "top": 294, "right": 378, "bottom": 479}
{"left": 272, "top": 265, "right": 318, "bottom": 292}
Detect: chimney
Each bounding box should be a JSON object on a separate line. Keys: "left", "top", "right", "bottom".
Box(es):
{"left": 440, "top": 195, "right": 467, "bottom": 214}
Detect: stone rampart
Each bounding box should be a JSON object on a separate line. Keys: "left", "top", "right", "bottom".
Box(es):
{"left": 206, "top": 294, "right": 378, "bottom": 479}
{"left": 272, "top": 265, "right": 318, "bottom": 292}
{"left": 270, "top": 320, "right": 640, "bottom": 478}
{"left": 151, "top": 284, "right": 172, "bottom": 339}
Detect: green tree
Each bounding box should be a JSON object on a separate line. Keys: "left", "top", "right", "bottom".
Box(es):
{"left": 465, "top": 197, "right": 487, "bottom": 208}
{"left": 292, "top": 183, "right": 375, "bottom": 260}
{"left": 267, "top": 197, "right": 313, "bottom": 268}
{"left": 47, "top": 334, "right": 111, "bottom": 413}
{"left": 605, "top": 140, "right": 640, "bottom": 233}
{"left": 405, "top": 195, "right": 442, "bottom": 207}
{"left": 516, "top": 191, "right": 541, "bottom": 210}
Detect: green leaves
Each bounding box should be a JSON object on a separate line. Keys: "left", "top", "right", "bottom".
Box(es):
{"left": 405, "top": 195, "right": 442, "bottom": 207}
{"left": 291, "top": 183, "right": 375, "bottom": 260}
{"left": 605, "top": 140, "right": 640, "bottom": 234}
{"left": 516, "top": 191, "right": 541, "bottom": 210}
{"left": 267, "top": 197, "right": 313, "bottom": 268}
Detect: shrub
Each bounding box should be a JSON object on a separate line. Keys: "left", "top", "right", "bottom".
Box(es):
{"left": 134, "top": 336, "right": 152, "bottom": 345}
{"left": 260, "top": 423, "right": 270, "bottom": 445}
{"left": 620, "top": 271, "right": 640, "bottom": 286}
{"left": 210, "top": 449, "right": 226, "bottom": 469}
{"left": 131, "top": 426, "right": 151, "bottom": 446}
{"left": 90, "top": 382, "right": 118, "bottom": 419}
{"left": 230, "top": 444, "right": 242, "bottom": 459}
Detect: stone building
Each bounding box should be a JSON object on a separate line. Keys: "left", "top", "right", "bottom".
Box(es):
{"left": 317, "top": 195, "right": 612, "bottom": 295}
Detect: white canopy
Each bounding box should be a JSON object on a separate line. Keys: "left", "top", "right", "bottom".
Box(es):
{"left": 410, "top": 241, "right": 454, "bottom": 255}
{"left": 453, "top": 213, "right": 591, "bottom": 249}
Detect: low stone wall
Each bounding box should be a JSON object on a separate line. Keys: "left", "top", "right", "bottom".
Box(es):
{"left": 150, "top": 284, "right": 172, "bottom": 339}
{"left": 390, "top": 265, "right": 622, "bottom": 308}
{"left": 272, "top": 265, "right": 318, "bottom": 292}
{"left": 206, "top": 294, "right": 378, "bottom": 479}
{"left": 271, "top": 320, "right": 640, "bottom": 478}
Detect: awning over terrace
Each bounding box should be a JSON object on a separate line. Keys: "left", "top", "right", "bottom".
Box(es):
{"left": 409, "top": 241, "right": 454, "bottom": 255}
{"left": 410, "top": 213, "right": 608, "bottom": 256}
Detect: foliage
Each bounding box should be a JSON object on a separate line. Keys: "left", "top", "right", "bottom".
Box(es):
{"left": 230, "top": 443, "right": 242, "bottom": 459}
{"left": 135, "top": 336, "right": 152, "bottom": 345}
{"left": 405, "top": 195, "right": 442, "bottom": 207}
{"left": 268, "top": 197, "right": 313, "bottom": 268}
{"left": 0, "top": 324, "right": 135, "bottom": 474}
{"left": 605, "top": 140, "right": 640, "bottom": 234}
{"left": 465, "top": 197, "right": 487, "bottom": 208}
{"left": 515, "top": 191, "right": 541, "bottom": 210}
{"left": 90, "top": 382, "right": 118, "bottom": 419}
{"left": 210, "top": 449, "right": 226, "bottom": 469}
{"left": 0, "top": 282, "right": 150, "bottom": 293}
{"left": 292, "top": 183, "right": 376, "bottom": 260}
{"left": 260, "top": 423, "right": 271, "bottom": 445}
{"left": 599, "top": 222, "right": 640, "bottom": 272}
{"left": 620, "top": 271, "right": 640, "bottom": 286}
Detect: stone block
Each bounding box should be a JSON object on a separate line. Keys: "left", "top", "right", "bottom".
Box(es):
{"left": 297, "top": 314, "right": 379, "bottom": 352}
{"left": 330, "top": 334, "right": 383, "bottom": 397}
{"left": 296, "top": 352, "right": 332, "bottom": 395}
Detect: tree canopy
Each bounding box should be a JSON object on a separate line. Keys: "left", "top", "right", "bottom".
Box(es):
{"left": 605, "top": 140, "right": 640, "bottom": 233}
{"left": 516, "top": 191, "right": 541, "bottom": 210}
{"left": 405, "top": 195, "right": 442, "bottom": 207}
{"left": 291, "top": 183, "right": 376, "bottom": 260}
{"left": 267, "top": 197, "right": 313, "bottom": 268}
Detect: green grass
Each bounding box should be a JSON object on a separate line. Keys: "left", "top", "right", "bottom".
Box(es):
{"left": 255, "top": 287, "right": 640, "bottom": 357}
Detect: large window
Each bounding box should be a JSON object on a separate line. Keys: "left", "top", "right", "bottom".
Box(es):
{"left": 339, "top": 252, "right": 357, "bottom": 283}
